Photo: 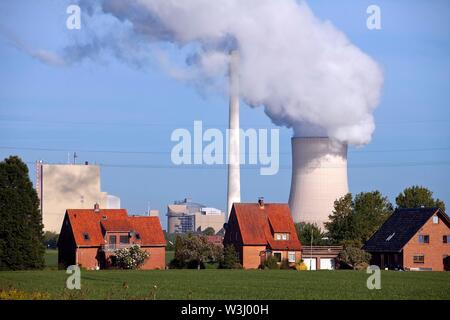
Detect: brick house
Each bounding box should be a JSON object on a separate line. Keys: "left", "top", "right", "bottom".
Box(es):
{"left": 363, "top": 207, "right": 450, "bottom": 271}
{"left": 58, "top": 205, "right": 166, "bottom": 270}
{"left": 223, "top": 199, "right": 302, "bottom": 269}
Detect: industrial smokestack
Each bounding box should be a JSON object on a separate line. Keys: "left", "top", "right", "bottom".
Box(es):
{"left": 288, "top": 137, "right": 348, "bottom": 229}
{"left": 226, "top": 51, "right": 241, "bottom": 216}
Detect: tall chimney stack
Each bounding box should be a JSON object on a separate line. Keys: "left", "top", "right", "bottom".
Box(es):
{"left": 226, "top": 50, "right": 241, "bottom": 216}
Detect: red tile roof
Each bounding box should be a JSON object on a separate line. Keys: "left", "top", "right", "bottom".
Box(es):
{"left": 232, "top": 203, "right": 302, "bottom": 251}
{"left": 65, "top": 209, "right": 165, "bottom": 247}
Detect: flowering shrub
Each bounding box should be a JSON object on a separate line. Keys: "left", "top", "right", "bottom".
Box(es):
{"left": 295, "top": 259, "right": 308, "bottom": 271}
{"left": 113, "top": 245, "right": 150, "bottom": 270}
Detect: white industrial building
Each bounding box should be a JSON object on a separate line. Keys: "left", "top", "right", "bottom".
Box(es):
{"left": 35, "top": 161, "right": 120, "bottom": 232}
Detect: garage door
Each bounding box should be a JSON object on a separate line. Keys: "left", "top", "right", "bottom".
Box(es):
{"left": 320, "top": 258, "right": 335, "bottom": 270}
{"left": 303, "top": 258, "right": 317, "bottom": 270}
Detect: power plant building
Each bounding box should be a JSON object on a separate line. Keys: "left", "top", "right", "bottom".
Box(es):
{"left": 167, "top": 198, "right": 225, "bottom": 234}
{"left": 35, "top": 162, "right": 120, "bottom": 232}
{"left": 288, "top": 137, "right": 349, "bottom": 229}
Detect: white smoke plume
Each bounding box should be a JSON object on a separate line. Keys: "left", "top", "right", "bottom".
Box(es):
{"left": 0, "top": 24, "right": 66, "bottom": 67}
{"left": 75, "top": 0, "right": 383, "bottom": 145}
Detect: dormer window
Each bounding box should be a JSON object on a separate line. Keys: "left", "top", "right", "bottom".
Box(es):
{"left": 83, "top": 233, "right": 90, "bottom": 241}
{"left": 274, "top": 233, "right": 290, "bottom": 241}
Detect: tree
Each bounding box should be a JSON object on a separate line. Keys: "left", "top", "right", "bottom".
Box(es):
{"left": 337, "top": 246, "right": 371, "bottom": 270}
{"left": 173, "top": 234, "right": 222, "bottom": 269}
{"left": 352, "top": 191, "right": 393, "bottom": 244}
{"left": 396, "top": 185, "right": 446, "bottom": 212}
{"left": 202, "top": 227, "right": 216, "bottom": 236}
{"left": 325, "top": 193, "right": 355, "bottom": 244}
{"left": 0, "top": 156, "right": 45, "bottom": 270}
{"left": 295, "top": 222, "right": 327, "bottom": 245}
{"left": 219, "top": 245, "right": 241, "bottom": 269}
{"left": 326, "top": 192, "right": 393, "bottom": 246}
{"left": 43, "top": 231, "right": 59, "bottom": 249}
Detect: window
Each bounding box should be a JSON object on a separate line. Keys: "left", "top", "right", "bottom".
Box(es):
{"left": 135, "top": 233, "right": 141, "bottom": 240}
{"left": 275, "top": 233, "right": 289, "bottom": 240}
{"left": 82, "top": 233, "right": 90, "bottom": 241}
{"left": 413, "top": 255, "right": 425, "bottom": 264}
{"left": 432, "top": 216, "right": 439, "bottom": 224}
{"left": 288, "top": 252, "right": 296, "bottom": 263}
{"left": 386, "top": 232, "right": 395, "bottom": 241}
{"left": 120, "top": 235, "right": 129, "bottom": 244}
{"left": 273, "top": 252, "right": 282, "bottom": 262}
{"left": 418, "top": 235, "right": 429, "bottom": 244}
{"left": 443, "top": 235, "right": 450, "bottom": 244}
{"left": 109, "top": 235, "right": 116, "bottom": 244}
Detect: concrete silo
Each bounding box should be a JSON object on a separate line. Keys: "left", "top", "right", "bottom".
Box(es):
{"left": 288, "top": 137, "right": 348, "bottom": 229}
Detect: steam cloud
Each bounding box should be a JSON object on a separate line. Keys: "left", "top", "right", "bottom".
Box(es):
{"left": 79, "top": 0, "right": 384, "bottom": 144}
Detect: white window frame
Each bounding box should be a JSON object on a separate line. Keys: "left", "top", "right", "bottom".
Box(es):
{"left": 288, "top": 251, "right": 296, "bottom": 263}
{"left": 432, "top": 216, "right": 439, "bottom": 224}
{"left": 282, "top": 233, "right": 287, "bottom": 240}
{"left": 275, "top": 233, "right": 281, "bottom": 240}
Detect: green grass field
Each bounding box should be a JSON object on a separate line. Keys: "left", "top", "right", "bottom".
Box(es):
{"left": 1, "top": 269, "right": 449, "bottom": 300}
{"left": 0, "top": 250, "right": 448, "bottom": 300}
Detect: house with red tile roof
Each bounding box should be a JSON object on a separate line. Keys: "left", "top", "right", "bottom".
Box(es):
{"left": 223, "top": 199, "right": 302, "bottom": 269}
{"left": 58, "top": 204, "right": 166, "bottom": 270}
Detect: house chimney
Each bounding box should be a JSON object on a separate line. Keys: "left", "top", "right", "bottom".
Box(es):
{"left": 94, "top": 203, "right": 100, "bottom": 213}
{"left": 258, "top": 197, "right": 265, "bottom": 208}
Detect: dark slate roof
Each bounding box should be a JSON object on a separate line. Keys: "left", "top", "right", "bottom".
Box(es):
{"left": 363, "top": 207, "right": 449, "bottom": 253}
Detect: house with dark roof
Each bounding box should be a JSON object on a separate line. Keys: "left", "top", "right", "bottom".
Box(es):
{"left": 58, "top": 204, "right": 166, "bottom": 270}
{"left": 223, "top": 199, "right": 302, "bottom": 269}
{"left": 363, "top": 207, "right": 450, "bottom": 271}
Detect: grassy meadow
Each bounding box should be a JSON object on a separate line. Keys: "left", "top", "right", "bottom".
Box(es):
{"left": 0, "top": 250, "right": 448, "bottom": 300}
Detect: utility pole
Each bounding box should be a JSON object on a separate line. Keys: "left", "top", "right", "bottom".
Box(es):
{"left": 310, "top": 228, "right": 313, "bottom": 270}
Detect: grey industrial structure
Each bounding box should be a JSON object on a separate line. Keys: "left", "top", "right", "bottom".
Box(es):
{"left": 167, "top": 198, "right": 225, "bottom": 234}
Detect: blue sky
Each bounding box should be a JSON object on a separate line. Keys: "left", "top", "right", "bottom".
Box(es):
{"left": 0, "top": 0, "right": 449, "bottom": 230}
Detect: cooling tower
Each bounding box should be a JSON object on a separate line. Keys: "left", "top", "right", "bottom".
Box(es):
{"left": 226, "top": 51, "right": 241, "bottom": 216}
{"left": 288, "top": 137, "right": 348, "bottom": 229}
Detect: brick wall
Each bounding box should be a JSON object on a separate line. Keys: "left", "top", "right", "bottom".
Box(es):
{"left": 76, "top": 247, "right": 100, "bottom": 270}
{"left": 141, "top": 246, "right": 166, "bottom": 270}
{"left": 242, "top": 246, "right": 266, "bottom": 269}
{"left": 403, "top": 215, "right": 450, "bottom": 271}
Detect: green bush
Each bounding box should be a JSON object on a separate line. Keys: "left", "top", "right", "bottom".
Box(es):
{"left": 219, "top": 245, "right": 241, "bottom": 269}
{"left": 338, "top": 246, "right": 371, "bottom": 270}
{"left": 280, "top": 259, "right": 292, "bottom": 270}
{"left": 262, "top": 256, "right": 280, "bottom": 270}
